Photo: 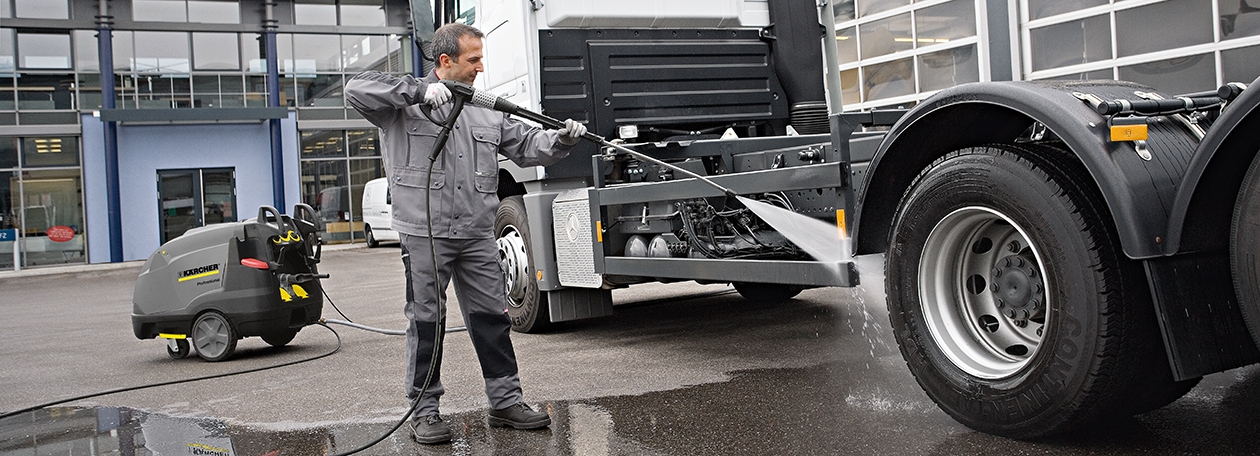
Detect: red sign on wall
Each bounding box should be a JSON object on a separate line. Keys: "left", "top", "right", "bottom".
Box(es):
{"left": 46, "top": 225, "right": 75, "bottom": 243}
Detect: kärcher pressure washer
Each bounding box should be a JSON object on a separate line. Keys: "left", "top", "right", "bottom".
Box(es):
{"left": 131, "top": 204, "right": 328, "bottom": 362}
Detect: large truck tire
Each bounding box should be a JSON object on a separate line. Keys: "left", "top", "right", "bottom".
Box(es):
{"left": 495, "top": 196, "right": 554, "bottom": 333}
{"left": 885, "top": 144, "right": 1172, "bottom": 438}
{"left": 1231, "top": 151, "right": 1260, "bottom": 350}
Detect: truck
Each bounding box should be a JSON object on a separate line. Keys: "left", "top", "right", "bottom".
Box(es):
{"left": 410, "top": 0, "right": 1260, "bottom": 440}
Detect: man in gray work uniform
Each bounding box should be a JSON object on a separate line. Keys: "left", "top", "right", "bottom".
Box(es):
{"left": 345, "top": 23, "right": 586, "bottom": 444}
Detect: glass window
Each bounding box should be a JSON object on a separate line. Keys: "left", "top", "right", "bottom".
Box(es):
{"left": 14, "top": 0, "right": 69, "bottom": 19}
{"left": 347, "top": 129, "right": 379, "bottom": 156}
{"left": 389, "top": 34, "right": 408, "bottom": 73}
{"left": 17, "top": 33, "right": 71, "bottom": 69}
{"left": 833, "top": 0, "right": 855, "bottom": 22}
{"left": 134, "top": 31, "right": 190, "bottom": 74}
{"left": 862, "top": 57, "right": 914, "bottom": 101}
{"left": 840, "top": 68, "right": 859, "bottom": 106}
{"left": 296, "top": 74, "right": 343, "bottom": 106}
{"left": 294, "top": 0, "right": 337, "bottom": 25}
{"left": 1116, "top": 0, "right": 1212, "bottom": 57}
{"left": 136, "top": 75, "right": 174, "bottom": 108}
{"left": 1220, "top": 0, "right": 1260, "bottom": 40}
{"left": 243, "top": 33, "right": 264, "bottom": 72}
{"left": 917, "top": 44, "right": 978, "bottom": 92}
{"left": 0, "top": 137, "right": 16, "bottom": 168}
{"left": 73, "top": 30, "right": 99, "bottom": 72}
{"left": 78, "top": 73, "right": 103, "bottom": 110}
{"left": 302, "top": 130, "right": 345, "bottom": 158}
{"left": 915, "top": 0, "right": 975, "bottom": 44}
{"left": 20, "top": 168, "right": 85, "bottom": 266}
{"left": 133, "top": 0, "right": 188, "bottom": 22}
{"left": 0, "top": 29, "right": 14, "bottom": 73}
{"left": 1029, "top": 15, "right": 1111, "bottom": 72}
{"left": 292, "top": 34, "right": 342, "bottom": 72}
{"left": 1118, "top": 52, "right": 1215, "bottom": 96}
{"left": 0, "top": 77, "right": 12, "bottom": 110}
{"left": 857, "top": 0, "right": 909, "bottom": 18}
{"left": 1221, "top": 45, "right": 1260, "bottom": 86}
{"left": 340, "top": 0, "right": 386, "bottom": 26}
{"left": 193, "top": 74, "right": 220, "bottom": 107}
{"left": 349, "top": 158, "right": 384, "bottom": 235}
{"left": 215, "top": 75, "right": 242, "bottom": 107}
{"left": 1026, "top": 0, "right": 1107, "bottom": 21}
{"left": 835, "top": 27, "right": 857, "bottom": 63}
{"left": 860, "top": 13, "right": 912, "bottom": 59}
{"left": 112, "top": 31, "right": 134, "bottom": 72}
{"left": 192, "top": 33, "right": 240, "bottom": 70}
{"left": 1, "top": 0, "right": 9, "bottom": 19}
{"left": 301, "top": 159, "right": 350, "bottom": 240}
{"left": 245, "top": 74, "right": 267, "bottom": 106}
{"left": 17, "top": 74, "right": 74, "bottom": 110}
{"left": 342, "top": 35, "right": 389, "bottom": 71}
{"left": 21, "top": 136, "right": 79, "bottom": 167}
{"left": 188, "top": 0, "right": 241, "bottom": 24}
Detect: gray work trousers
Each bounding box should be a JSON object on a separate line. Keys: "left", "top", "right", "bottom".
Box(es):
{"left": 401, "top": 233, "right": 522, "bottom": 417}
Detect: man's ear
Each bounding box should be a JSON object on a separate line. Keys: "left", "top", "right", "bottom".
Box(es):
{"left": 438, "top": 54, "right": 451, "bottom": 68}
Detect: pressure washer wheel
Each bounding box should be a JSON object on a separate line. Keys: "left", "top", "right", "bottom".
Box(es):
{"left": 166, "top": 338, "right": 191, "bottom": 359}
{"left": 192, "top": 311, "right": 238, "bottom": 362}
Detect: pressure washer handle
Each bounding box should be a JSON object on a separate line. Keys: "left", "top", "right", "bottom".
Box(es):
{"left": 419, "top": 96, "right": 466, "bottom": 162}
{"left": 256, "top": 205, "right": 292, "bottom": 234}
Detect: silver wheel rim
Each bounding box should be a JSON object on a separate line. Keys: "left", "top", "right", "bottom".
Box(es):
{"left": 193, "top": 314, "right": 231, "bottom": 359}
{"left": 919, "top": 206, "right": 1050, "bottom": 379}
{"left": 497, "top": 224, "right": 530, "bottom": 308}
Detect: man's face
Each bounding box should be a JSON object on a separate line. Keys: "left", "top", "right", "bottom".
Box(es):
{"left": 441, "top": 35, "right": 484, "bottom": 85}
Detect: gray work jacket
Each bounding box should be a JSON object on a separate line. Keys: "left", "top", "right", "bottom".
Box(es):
{"left": 345, "top": 71, "right": 573, "bottom": 239}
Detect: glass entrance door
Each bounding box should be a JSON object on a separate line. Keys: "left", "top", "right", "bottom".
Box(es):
{"left": 158, "top": 168, "right": 236, "bottom": 244}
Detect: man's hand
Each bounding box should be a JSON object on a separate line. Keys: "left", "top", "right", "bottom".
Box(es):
{"left": 424, "top": 82, "right": 451, "bottom": 107}
{"left": 556, "top": 119, "right": 586, "bottom": 146}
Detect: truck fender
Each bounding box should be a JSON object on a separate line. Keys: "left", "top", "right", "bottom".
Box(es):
{"left": 1162, "top": 76, "right": 1260, "bottom": 254}
{"left": 853, "top": 80, "right": 1199, "bottom": 261}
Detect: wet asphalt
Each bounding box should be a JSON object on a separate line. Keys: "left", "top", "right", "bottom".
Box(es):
{"left": 2, "top": 246, "right": 1260, "bottom": 455}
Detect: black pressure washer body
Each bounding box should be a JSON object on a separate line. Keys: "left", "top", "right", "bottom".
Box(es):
{"left": 131, "top": 205, "right": 328, "bottom": 362}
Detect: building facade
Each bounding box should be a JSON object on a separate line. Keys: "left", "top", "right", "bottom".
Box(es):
{"left": 0, "top": 0, "right": 1256, "bottom": 270}
{"left": 0, "top": 0, "right": 414, "bottom": 269}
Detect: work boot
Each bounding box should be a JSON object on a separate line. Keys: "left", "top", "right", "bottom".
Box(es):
{"left": 487, "top": 402, "right": 551, "bottom": 429}
{"left": 409, "top": 414, "right": 452, "bottom": 444}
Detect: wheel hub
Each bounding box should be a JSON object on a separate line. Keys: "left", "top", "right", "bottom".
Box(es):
{"left": 918, "top": 206, "right": 1050, "bottom": 379}
{"left": 990, "top": 254, "right": 1044, "bottom": 322}
{"left": 497, "top": 225, "right": 530, "bottom": 308}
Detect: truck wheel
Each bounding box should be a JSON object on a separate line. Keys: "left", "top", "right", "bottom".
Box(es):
{"left": 364, "top": 225, "right": 379, "bottom": 248}
{"left": 886, "top": 144, "right": 1164, "bottom": 438}
{"left": 496, "top": 196, "right": 553, "bottom": 333}
{"left": 1231, "top": 152, "right": 1260, "bottom": 350}
{"left": 261, "top": 329, "right": 298, "bottom": 347}
{"left": 733, "top": 282, "right": 803, "bottom": 303}
{"left": 192, "top": 311, "right": 237, "bottom": 362}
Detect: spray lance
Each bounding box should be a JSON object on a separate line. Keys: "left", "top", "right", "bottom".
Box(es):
{"left": 435, "top": 80, "right": 852, "bottom": 267}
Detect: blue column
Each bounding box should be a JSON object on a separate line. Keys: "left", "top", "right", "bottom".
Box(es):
{"left": 265, "top": 28, "right": 285, "bottom": 210}
{"left": 97, "top": 11, "right": 122, "bottom": 262}
{"left": 412, "top": 35, "right": 423, "bottom": 77}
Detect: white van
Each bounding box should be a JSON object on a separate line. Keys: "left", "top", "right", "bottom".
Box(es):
{"left": 361, "top": 177, "right": 398, "bottom": 247}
